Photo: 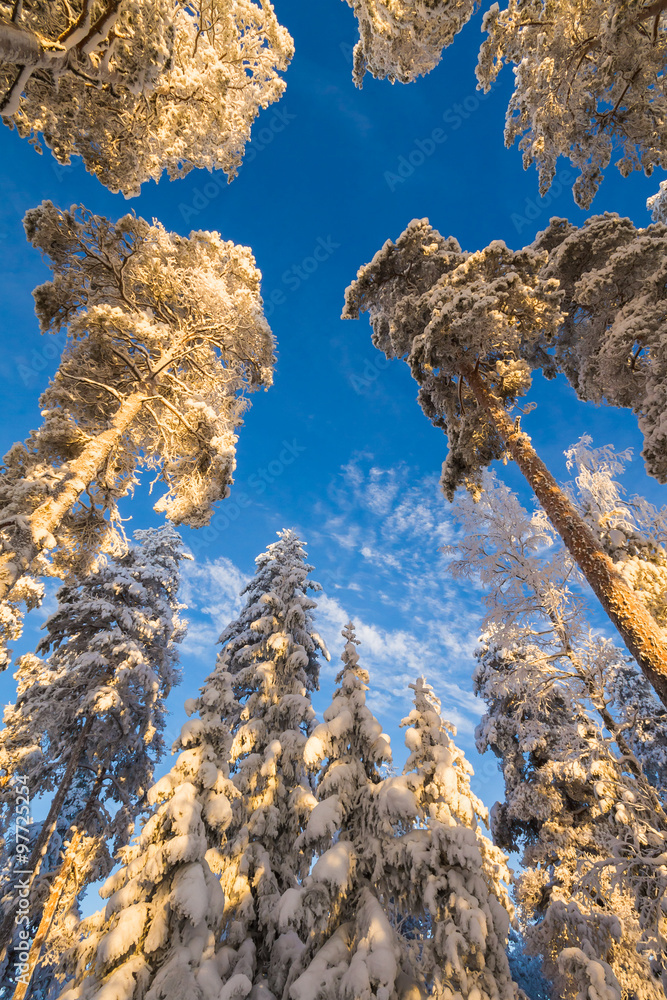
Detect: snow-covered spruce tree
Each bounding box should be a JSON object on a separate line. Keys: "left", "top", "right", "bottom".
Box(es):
{"left": 342, "top": 0, "right": 477, "bottom": 87}
{"left": 214, "top": 529, "right": 329, "bottom": 996}
{"left": 283, "top": 629, "right": 516, "bottom": 1000}
{"left": 0, "top": 0, "right": 293, "bottom": 197}
{"left": 0, "top": 525, "right": 187, "bottom": 966}
{"left": 533, "top": 214, "right": 667, "bottom": 486}
{"left": 397, "top": 676, "right": 517, "bottom": 1000}
{"left": 343, "top": 219, "right": 667, "bottom": 707}
{"left": 476, "top": 0, "right": 667, "bottom": 210}
{"left": 282, "top": 623, "right": 419, "bottom": 1000}
{"left": 474, "top": 639, "right": 666, "bottom": 1000}
{"left": 56, "top": 659, "right": 240, "bottom": 1000}
{"left": 0, "top": 201, "right": 275, "bottom": 611}
{"left": 447, "top": 457, "right": 667, "bottom": 795}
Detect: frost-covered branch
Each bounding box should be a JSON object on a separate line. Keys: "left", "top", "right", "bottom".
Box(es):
{"left": 447, "top": 456, "right": 667, "bottom": 797}
{"left": 0, "top": 0, "right": 293, "bottom": 195}
{"left": 534, "top": 214, "right": 667, "bottom": 486}
{"left": 477, "top": 0, "right": 667, "bottom": 208}
{"left": 342, "top": 0, "right": 477, "bottom": 87}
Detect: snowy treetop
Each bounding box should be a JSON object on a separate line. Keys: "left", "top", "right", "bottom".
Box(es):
{"left": 344, "top": 217, "right": 562, "bottom": 499}
{"left": 0, "top": 0, "right": 294, "bottom": 196}
{"left": 344, "top": 0, "right": 478, "bottom": 87}
{"left": 0, "top": 201, "right": 276, "bottom": 539}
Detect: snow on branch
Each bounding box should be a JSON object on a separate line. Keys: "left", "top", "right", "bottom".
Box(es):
{"left": 0, "top": 0, "right": 293, "bottom": 195}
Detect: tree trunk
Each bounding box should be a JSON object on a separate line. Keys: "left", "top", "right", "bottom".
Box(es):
{"left": 0, "top": 390, "right": 146, "bottom": 601}
{"left": 0, "top": 716, "right": 94, "bottom": 963}
{"left": 0, "top": 21, "right": 49, "bottom": 67}
{"left": 10, "top": 829, "right": 84, "bottom": 1000}
{"left": 10, "top": 771, "right": 105, "bottom": 1000}
{"left": 464, "top": 367, "right": 667, "bottom": 709}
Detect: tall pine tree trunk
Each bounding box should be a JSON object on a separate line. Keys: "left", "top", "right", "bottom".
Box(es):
{"left": 0, "top": 391, "right": 146, "bottom": 601}
{"left": 464, "top": 367, "right": 667, "bottom": 708}
{"left": 0, "top": 717, "right": 94, "bottom": 963}
{"left": 9, "top": 832, "right": 84, "bottom": 1000}
{"left": 11, "top": 772, "right": 105, "bottom": 1000}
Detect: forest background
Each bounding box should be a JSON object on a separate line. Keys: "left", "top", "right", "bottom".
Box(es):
{"left": 0, "top": 0, "right": 664, "bottom": 903}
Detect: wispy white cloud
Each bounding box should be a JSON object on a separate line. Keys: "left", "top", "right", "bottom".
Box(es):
{"left": 307, "top": 455, "right": 488, "bottom": 746}
{"left": 314, "top": 593, "right": 480, "bottom": 738}
{"left": 176, "top": 463, "right": 487, "bottom": 772}
{"left": 180, "top": 555, "right": 249, "bottom": 659}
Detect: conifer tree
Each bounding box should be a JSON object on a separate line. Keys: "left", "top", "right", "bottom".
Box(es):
{"left": 215, "top": 529, "right": 329, "bottom": 996}
{"left": 285, "top": 628, "right": 517, "bottom": 1000}
{"left": 474, "top": 639, "right": 666, "bottom": 999}
{"left": 0, "top": 0, "right": 293, "bottom": 196}
{"left": 0, "top": 525, "right": 187, "bottom": 968}
{"left": 0, "top": 202, "right": 275, "bottom": 614}
{"left": 399, "top": 676, "right": 516, "bottom": 1000}
{"left": 56, "top": 658, "right": 239, "bottom": 1000}
{"left": 343, "top": 219, "right": 667, "bottom": 707}
{"left": 285, "top": 623, "right": 416, "bottom": 1000}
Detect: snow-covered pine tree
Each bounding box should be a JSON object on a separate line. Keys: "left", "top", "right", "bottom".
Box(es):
{"left": 343, "top": 220, "right": 667, "bottom": 708}
{"left": 533, "top": 215, "right": 667, "bottom": 486}
{"left": 285, "top": 631, "right": 517, "bottom": 1000}
{"left": 0, "top": 525, "right": 187, "bottom": 971}
{"left": 56, "top": 658, "right": 240, "bottom": 1000}
{"left": 474, "top": 638, "right": 666, "bottom": 1000}
{"left": 214, "top": 529, "right": 329, "bottom": 997}
{"left": 476, "top": 1, "right": 667, "bottom": 209}
{"left": 398, "top": 676, "right": 516, "bottom": 1000}
{"left": 342, "top": 0, "right": 477, "bottom": 87}
{"left": 0, "top": 201, "right": 275, "bottom": 618}
{"left": 0, "top": 1, "right": 293, "bottom": 196}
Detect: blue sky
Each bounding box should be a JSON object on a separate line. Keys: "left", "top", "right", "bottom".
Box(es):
{"left": 1, "top": 0, "right": 666, "bottom": 830}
